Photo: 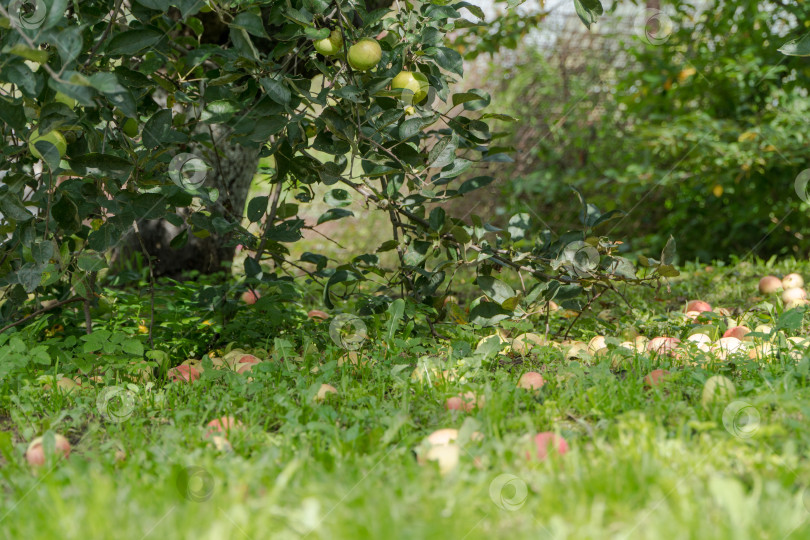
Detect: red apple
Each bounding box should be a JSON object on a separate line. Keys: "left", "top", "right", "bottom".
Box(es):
{"left": 758, "top": 275, "right": 783, "bottom": 294}
{"left": 205, "top": 416, "right": 243, "bottom": 437}
{"left": 783, "top": 273, "right": 804, "bottom": 289}
{"left": 241, "top": 290, "right": 260, "bottom": 305}
{"left": 685, "top": 300, "right": 712, "bottom": 313}
{"left": 25, "top": 434, "right": 71, "bottom": 466}
{"left": 445, "top": 392, "right": 483, "bottom": 412}
{"left": 168, "top": 364, "right": 200, "bottom": 383}
{"left": 517, "top": 372, "right": 545, "bottom": 391}
{"left": 647, "top": 337, "right": 681, "bottom": 355}
{"left": 723, "top": 326, "right": 751, "bottom": 341}
{"left": 307, "top": 310, "right": 329, "bottom": 321}
{"left": 531, "top": 432, "right": 569, "bottom": 460}
{"left": 644, "top": 369, "right": 670, "bottom": 387}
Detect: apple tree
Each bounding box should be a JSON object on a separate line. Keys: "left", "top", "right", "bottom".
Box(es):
{"left": 0, "top": 0, "right": 670, "bottom": 336}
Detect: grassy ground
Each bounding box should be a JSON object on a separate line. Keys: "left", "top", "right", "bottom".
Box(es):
{"left": 3, "top": 258, "right": 810, "bottom": 539}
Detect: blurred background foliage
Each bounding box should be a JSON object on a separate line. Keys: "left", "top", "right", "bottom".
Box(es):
{"left": 462, "top": 0, "right": 810, "bottom": 263}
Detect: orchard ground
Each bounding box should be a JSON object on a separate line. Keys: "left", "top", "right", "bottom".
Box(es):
{"left": 5, "top": 258, "right": 810, "bottom": 538}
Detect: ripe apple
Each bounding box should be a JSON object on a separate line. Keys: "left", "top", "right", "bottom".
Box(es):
{"left": 347, "top": 38, "right": 382, "bottom": 71}
{"left": 531, "top": 432, "right": 569, "bottom": 460}
{"left": 685, "top": 300, "right": 712, "bottom": 313}
{"left": 517, "top": 371, "right": 545, "bottom": 391}
{"left": 644, "top": 369, "right": 670, "bottom": 387}
{"left": 168, "top": 364, "right": 200, "bottom": 383}
{"left": 758, "top": 275, "right": 783, "bottom": 294}
{"left": 782, "top": 287, "right": 807, "bottom": 304}
{"left": 511, "top": 332, "right": 547, "bottom": 355}
{"left": 241, "top": 290, "right": 260, "bottom": 305}
{"left": 687, "top": 333, "right": 712, "bottom": 346}
{"left": 25, "top": 434, "right": 71, "bottom": 466}
{"left": 314, "top": 383, "right": 338, "bottom": 402}
{"left": 445, "top": 392, "right": 483, "bottom": 412}
{"left": 710, "top": 337, "right": 744, "bottom": 360}
{"left": 563, "top": 341, "right": 589, "bottom": 360}
{"left": 205, "top": 416, "right": 243, "bottom": 437}
{"left": 424, "top": 444, "right": 460, "bottom": 475}
{"left": 391, "top": 70, "right": 429, "bottom": 103}
{"left": 647, "top": 336, "right": 681, "bottom": 355}
{"left": 29, "top": 128, "right": 67, "bottom": 160}
{"left": 308, "top": 310, "right": 329, "bottom": 321}
{"left": 701, "top": 375, "right": 736, "bottom": 406}
{"left": 783, "top": 273, "right": 804, "bottom": 289}
{"left": 723, "top": 326, "right": 751, "bottom": 341}
{"left": 426, "top": 428, "right": 459, "bottom": 447}
{"left": 313, "top": 29, "right": 343, "bottom": 56}
{"left": 587, "top": 335, "right": 607, "bottom": 354}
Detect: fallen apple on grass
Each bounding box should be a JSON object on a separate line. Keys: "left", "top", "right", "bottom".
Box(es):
{"left": 511, "top": 332, "right": 547, "bottom": 356}
{"left": 783, "top": 273, "right": 804, "bottom": 289}
{"left": 517, "top": 371, "right": 545, "bottom": 391}
{"left": 445, "top": 392, "right": 484, "bottom": 412}
{"left": 530, "top": 432, "right": 569, "bottom": 461}
{"left": 723, "top": 326, "right": 751, "bottom": 341}
{"left": 710, "top": 337, "right": 744, "bottom": 360}
{"left": 314, "top": 383, "right": 338, "bottom": 402}
{"left": 168, "top": 364, "right": 200, "bottom": 383}
{"left": 701, "top": 375, "right": 736, "bottom": 407}
{"left": 782, "top": 287, "right": 807, "bottom": 304}
{"left": 685, "top": 300, "right": 712, "bottom": 313}
{"left": 587, "top": 335, "right": 607, "bottom": 354}
{"left": 644, "top": 369, "right": 670, "bottom": 387}
{"left": 647, "top": 337, "right": 681, "bottom": 356}
{"left": 758, "top": 275, "right": 783, "bottom": 294}
{"left": 25, "top": 434, "right": 71, "bottom": 466}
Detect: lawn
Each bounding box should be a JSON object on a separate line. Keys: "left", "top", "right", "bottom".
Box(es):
{"left": 3, "top": 258, "right": 810, "bottom": 539}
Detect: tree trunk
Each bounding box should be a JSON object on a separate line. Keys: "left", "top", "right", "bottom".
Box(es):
{"left": 112, "top": 125, "right": 260, "bottom": 277}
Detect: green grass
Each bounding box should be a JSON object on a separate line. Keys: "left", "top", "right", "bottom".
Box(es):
{"left": 4, "top": 258, "right": 810, "bottom": 539}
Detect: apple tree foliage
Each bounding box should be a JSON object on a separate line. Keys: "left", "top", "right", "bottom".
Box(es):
{"left": 0, "top": 0, "right": 669, "bottom": 334}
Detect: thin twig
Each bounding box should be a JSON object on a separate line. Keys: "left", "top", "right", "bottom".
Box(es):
{"left": 0, "top": 297, "right": 86, "bottom": 334}
{"left": 84, "top": 0, "right": 125, "bottom": 66}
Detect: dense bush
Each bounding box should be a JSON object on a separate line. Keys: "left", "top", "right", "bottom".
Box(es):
{"left": 492, "top": 0, "right": 810, "bottom": 262}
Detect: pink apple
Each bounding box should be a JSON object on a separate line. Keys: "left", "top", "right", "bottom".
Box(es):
{"left": 647, "top": 337, "right": 681, "bottom": 355}
{"left": 517, "top": 371, "right": 545, "bottom": 391}
{"left": 307, "top": 310, "right": 329, "bottom": 321}
{"left": 205, "top": 416, "right": 243, "bottom": 437}
{"left": 241, "top": 290, "right": 260, "bottom": 305}
{"left": 723, "top": 326, "right": 751, "bottom": 341}
{"left": 644, "top": 369, "right": 670, "bottom": 387}
{"left": 168, "top": 364, "right": 200, "bottom": 383}
{"left": 783, "top": 273, "right": 804, "bottom": 289}
{"left": 530, "top": 432, "right": 569, "bottom": 460}
{"left": 25, "top": 434, "right": 71, "bottom": 466}
{"left": 685, "top": 300, "right": 712, "bottom": 313}
{"left": 783, "top": 287, "right": 807, "bottom": 304}
{"left": 758, "top": 275, "right": 783, "bottom": 294}
{"left": 445, "top": 392, "right": 483, "bottom": 412}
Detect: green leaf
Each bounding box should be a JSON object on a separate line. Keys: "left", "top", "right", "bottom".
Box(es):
{"left": 573, "top": 0, "right": 603, "bottom": 29}
{"left": 77, "top": 253, "right": 107, "bottom": 272}
{"left": 779, "top": 36, "right": 810, "bottom": 56}
{"left": 469, "top": 301, "right": 512, "bottom": 327}
{"left": 427, "top": 46, "right": 464, "bottom": 76}
{"left": 0, "top": 192, "right": 34, "bottom": 221}
{"left": 477, "top": 275, "right": 516, "bottom": 306}
{"left": 428, "top": 135, "right": 458, "bottom": 169}
{"left": 317, "top": 208, "right": 353, "bottom": 225}
{"left": 324, "top": 189, "right": 351, "bottom": 208}
{"left": 69, "top": 154, "right": 133, "bottom": 181}
{"left": 7, "top": 44, "right": 49, "bottom": 64}
{"left": 660, "top": 235, "right": 677, "bottom": 266}
{"left": 51, "top": 195, "right": 80, "bottom": 232}
{"left": 458, "top": 175, "right": 493, "bottom": 195}
{"left": 245, "top": 197, "right": 267, "bottom": 224}
{"left": 657, "top": 264, "right": 680, "bottom": 277}
{"left": 231, "top": 11, "right": 268, "bottom": 38}
{"left": 122, "top": 338, "right": 144, "bottom": 356}
{"left": 142, "top": 109, "right": 186, "bottom": 148}
{"left": 261, "top": 77, "right": 291, "bottom": 106}
{"left": 107, "top": 29, "right": 164, "bottom": 55}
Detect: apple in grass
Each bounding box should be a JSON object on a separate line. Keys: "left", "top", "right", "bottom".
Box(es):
{"left": 758, "top": 275, "right": 783, "bottom": 294}
{"left": 307, "top": 310, "right": 329, "bottom": 321}
{"left": 647, "top": 337, "right": 681, "bottom": 355}
{"left": 445, "top": 392, "right": 484, "bottom": 412}
{"left": 723, "top": 326, "right": 751, "bottom": 341}
{"left": 782, "top": 287, "right": 807, "bottom": 304}
{"left": 587, "top": 335, "right": 607, "bottom": 354}
{"left": 783, "top": 273, "right": 804, "bottom": 289}
{"left": 517, "top": 371, "right": 545, "bottom": 391}
{"left": 644, "top": 369, "right": 670, "bottom": 387}
{"left": 529, "top": 432, "right": 569, "bottom": 461}
{"left": 701, "top": 375, "right": 736, "bottom": 407}
{"left": 511, "top": 332, "right": 547, "bottom": 355}
{"left": 168, "top": 364, "right": 200, "bottom": 383}
{"left": 685, "top": 300, "right": 712, "bottom": 313}
{"left": 314, "top": 383, "right": 338, "bottom": 402}
{"left": 25, "top": 434, "right": 71, "bottom": 466}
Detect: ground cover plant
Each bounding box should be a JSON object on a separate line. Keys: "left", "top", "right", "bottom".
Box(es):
{"left": 5, "top": 0, "right": 810, "bottom": 539}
